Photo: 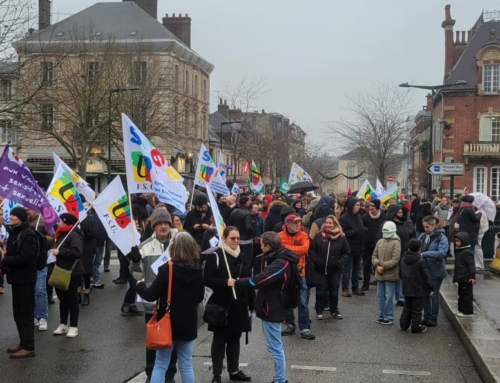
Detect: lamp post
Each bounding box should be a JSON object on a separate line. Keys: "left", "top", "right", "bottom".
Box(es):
{"left": 399, "top": 80, "right": 468, "bottom": 196}
{"left": 107, "top": 86, "right": 140, "bottom": 183}
{"left": 220, "top": 120, "right": 242, "bottom": 173}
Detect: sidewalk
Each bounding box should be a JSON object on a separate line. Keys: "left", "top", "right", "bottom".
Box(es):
{"left": 440, "top": 267, "right": 500, "bottom": 383}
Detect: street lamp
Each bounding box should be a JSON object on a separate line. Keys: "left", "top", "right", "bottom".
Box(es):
{"left": 399, "top": 80, "right": 468, "bottom": 196}
{"left": 220, "top": 121, "right": 242, "bottom": 172}
{"left": 108, "top": 86, "right": 140, "bottom": 183}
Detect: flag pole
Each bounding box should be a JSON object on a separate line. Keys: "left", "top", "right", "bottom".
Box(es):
{"left": 55, "top": 204, "right": 94, "bottom": 250}
{"left": 189, "top": 183, "right": 195, "bottom": 210}
{"left": 221, "top": 247, "right": 237, "bottom": 300}
{"left": 128, "top": 194, "right": 138, "bottom": 247}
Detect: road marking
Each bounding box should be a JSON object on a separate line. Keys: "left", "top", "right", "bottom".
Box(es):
{"left": 203, "top": 362, "right": 249, "bottom": 367}
{"left": 291, "top": 365, "right": 337, "bottom": 372}
{"left": 383, "top": 369, "right": 431, "bottom": 376}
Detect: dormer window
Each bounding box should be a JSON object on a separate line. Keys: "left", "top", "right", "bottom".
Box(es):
{"left": 484, "top": 64, "right": 500, "bottom": 93}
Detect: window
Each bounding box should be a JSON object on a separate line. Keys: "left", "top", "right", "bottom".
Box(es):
{"left": 0, "top": 120, "right": 15, "bottom": 144}
{"left": 203, "top": 114, "right": 208, "bottom": 140}
{"left": 1, "top": 80, "right": 11, "bottom": 99}
{"left": 194, "top": 112, "right": 199, "bottom": 138}
{"left": 474, "top": 167, "right": 487, "bottom": 194}
{"left": 194, "top": 74, "right": 198, "bottom": 98}
{"left": 484, "top": 64, "right": 500, "bottom": 93}
{"left": 492, "top": 168, "right": 500, "bottom": 201}
{"left": 479, "top": 116, "right": 500, "bottom": 141}
{"left": 433, "top": 121, "right": 442, "bottom": 151}
{"left": 174, "top": 65, "right": 179, "bottom": 90}
{"left": 184, "top": 109, "right": 190, "bottom": 135}
{"left": 41, "top": 62, "right": 55, "bottom": 87}
{"left": 40, "top": 103, "right": 55, "bottom": 131}
{"left": 86, "top": 62, "right": 100, "bottom": 83}
{"left": 185, "top": 70, "right": 190, "bottom": 94}
{"left": 202, "top": 79, "right": 207, "bottom": 101}
{"left": 133, "top": 61, "right": 147, "bottom": 85}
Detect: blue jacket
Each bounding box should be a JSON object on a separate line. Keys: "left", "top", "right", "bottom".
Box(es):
{"left": 418, "top": 228, "right": 448, "bottom": 279}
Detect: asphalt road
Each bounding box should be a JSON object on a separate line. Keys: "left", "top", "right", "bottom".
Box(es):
{"left": 0, "top": 263, "right": 483, "bottom": 383}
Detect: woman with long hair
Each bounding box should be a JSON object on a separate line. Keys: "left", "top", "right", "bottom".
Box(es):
{"left": 136, "top": 232, "right": 204, "bottom": 383}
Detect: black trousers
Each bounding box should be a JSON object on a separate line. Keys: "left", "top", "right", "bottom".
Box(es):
{"left": 12, "top": 283, "right": 35, "bottom": 351}
{"left": 104, "top": 240, "right": 113, "bottom": 267}
{"left": 399, "top": 296, "right": 423, "bottom": 332}
{"left": 362, "top": 244, "right": 375, "bottom": 287}
{"left": 458, "top": 283, "right": 474, "bottom": 315}
{"left": 211, "top": 328, "right": 242, "bottom": 375}
{"left": 144, "top": 313, "right": 177, "bottom": 378}
{"left": 55, "top": 276, "right": 80, "bottom": 327}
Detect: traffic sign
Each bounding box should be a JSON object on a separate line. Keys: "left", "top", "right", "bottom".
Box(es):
{"left": 426, "top": 162, "right": 464, "bottom": 175}
{"left": 387, "top": 175, "right": 394, "bottom": 182}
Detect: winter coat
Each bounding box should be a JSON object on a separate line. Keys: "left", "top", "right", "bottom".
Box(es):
{"left": 28, "top": 213, "right": 54, "bottom": 246}
{"left": 2, "top": 222, "right": 39, "bottom": 284}
{"left": 457, "top": 206, "right": 481, "bottom": 246}
{"left": 201, "top": 227, "right": 218, "bottom": 252}
{"left": 52, "top": 228, "right": 85, "bottom": 278}
{"left": 271, "top": 206, "right": 295, "bottom": 234}
{"left": 416, "top": 202, "right": 433, "bottom": 233}
{"left": 292, "top": 199, "right": 306, "bottom": 218}
{"left": 309, "top": 233, "right": 350, "bottom": 275}
{"left": 260, "top": 195, "right": 273, "bottom": 220}
{"left": 302, "top": 198, "right": 320, "bottom": 234}
{"left": 136, "top": 261, "right": 204, "bottom": 342}
{"left": 203, "top": 249, "right": 255, "bottom": 333}
{"left": 400, "top": 251, "right": 433, "bottom": 297}
{"left": 339, "top": 198, "right": 366, "bottom": 256}
{"left": 251, "top": 213, "right": 264, "bottom": 238}
{"left": 235, "top": 247, "right": 298, "bottom": 323}
{"left": 432, "top": 200, "right": 451, "bottom": 226}
{"left": 410, "top": 198, "right": 420, "bottom": 223}
{"left": 309, "top": 196, "right": 335, "bottom": 239}
{"left": 453, "top": 232, "right": 476, "bottom": 283}
{"left": 218, "top": 201, "right": 232, "bottom": 224}
{"left": 372, "top": 237, "right": 401, "bottom": 282}
{"left": 264, "top": 201, "right": 288, "bottom": 232}
{"left": 79, "top": 215, "right": 97, "bottom": 275}
{"left": 229, "top": 206, "right": 255, "bottom": 241}
{"left": 278, "top": 226, "right": 310, "bottom": 276}
{"left": 477, "top": 208, "right": 490, "bottom": 242}
{"left": 419, "top": 228, "right": 448, "bottom": 280}
{"left": 132, "top": 196, "right": 151, "bottom": 224}
{"left": 386, "top": 205, "right": 410, "bottom": 256}
{"left": 184, "top": 206, "right": 213, "bottom": 246}
{"left": 363, "top": 211, "right": 386, "bottom": 246}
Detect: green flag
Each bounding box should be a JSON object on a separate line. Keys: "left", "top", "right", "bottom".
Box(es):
{"left": 279, "top": 178, "right": 289, "bottom": 193}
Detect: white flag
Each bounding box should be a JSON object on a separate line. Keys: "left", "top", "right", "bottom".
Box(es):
{"left": 217, "top": 150, "right": 227, "bottom": 183}
{"left": 122, "top": 114, "right": 187, "bottom": 212}
{"left": 288, "top": 162, "right": 313, "bottom": 186}
{"left": 206, "top": 185, "right": 226, "bottom": 240}
{"left": 194, "top": 144, "right": 230, "bottom": 195}
{"left": 53, "top": 153, "right": 96, "bottom": 203}
{"left": 376, "top": 179, "right": 386, "bottom": 196}
{"left": 92, "top": 176, "right": 141, "bottom": 255}
{"left": 231, "top": 183, "right": 239, "bottom": 195}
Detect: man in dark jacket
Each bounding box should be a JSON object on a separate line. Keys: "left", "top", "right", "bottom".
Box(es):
{"left": 184, "top": 195, "right": 212, "bottom": 246}
{"left": 264, "top": 200, "right": 288, "bottom": 232}
{"left": 132, "top": 193, "right": 151, "bottom": 225}
{"left": 339, "top": 198, "right": 366, "bottom": 297}
{"left": 217, "top": 194, "right": 232, "bottom": 223}
{"left": 229, "top": 196, "right": 255, "bottom": 265}
{"left": 1, "top": 207, "right": 39, "bottom": 358}
{"left": 250, "top": 202, "right": 264, "bottom": 275}
{"left": 272, "top": 206, "right": 295, "bottom": 233}
{"left": 361, "top": 199, "right": 385, "bottom": 291}
{"left": 457, "top": 195, "right": 482, "bottom": 254}
{"left": 453, "top": 232, "right": 476, "bottom": 316}
{"left": 410, "top": 194, "right": 420, "bottom": 224}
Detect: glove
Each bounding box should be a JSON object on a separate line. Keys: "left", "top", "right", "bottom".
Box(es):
{"left": 130, "top": 246, "right": 142, "bottom": 263}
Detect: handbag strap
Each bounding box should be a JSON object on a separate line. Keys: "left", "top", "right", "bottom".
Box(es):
{"left": 69, "top": 259, "right": 79, "bottom": 271}
{"left": 166, "top": 261, "right": 173, "bottom": 305}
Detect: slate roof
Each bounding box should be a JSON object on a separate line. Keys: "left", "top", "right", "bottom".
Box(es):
{"left": 0, "top": 61, "right": 18, "bottom": 75}
{"left": 209, "top": 111, "right": 243, "bottom": 134}
{"left": 14, "top": 2, "right": 213, "bottom": 73}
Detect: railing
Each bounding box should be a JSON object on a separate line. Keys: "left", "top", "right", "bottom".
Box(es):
{"left": 464, "top": 141, "right": 500, "bottom": 155}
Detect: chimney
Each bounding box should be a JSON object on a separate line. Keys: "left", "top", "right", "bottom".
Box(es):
{"left": 38, "top": 0, "right": 51, "bottom": 30}
{"left": 218, "top": 99, "right": 229, "bottom": 119}
{"left": 426, "top": 93, "right": 432, "bottom": 111}
{"left": 228, "top": 107, "right": 242, "bottom": 121}
{"left": 162, "top": 13, "right": 192, "bottom": 48}
{"left": 441, "top": 5, "right": 456, "bottom": 81}
{"left": 123, "top": 0, "right": 158, "bottom": 20}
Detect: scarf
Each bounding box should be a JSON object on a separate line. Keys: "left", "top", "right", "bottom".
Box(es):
{"left": 394, "top": 216, "right": 404, "bottom": 224}
{"left": 55, "top": 224, "right": 74, "bottom": 240}
{"left": 439, "top": 203, "right": 451, "bottom": 211}
{"left": 369, "top": 210, "right": 381, "bottom": 219}
{"left": 321, "top": 227, "right": 342, "bottom": 242}
{"left": 220, "top": 241, "right": 240, "bottom": 258}
{"left": 460, "top": 202, "right": 474, "bottom": 210}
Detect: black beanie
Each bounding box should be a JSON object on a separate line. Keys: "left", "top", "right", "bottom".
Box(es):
{"left": 10, "top": 207, "right": 28, "bottom": 223}
{"left": 60, "top": 213, "right": 79, "bottom": 225}
{"left": 371, "top": 199, "right": 381, "bottom": 210}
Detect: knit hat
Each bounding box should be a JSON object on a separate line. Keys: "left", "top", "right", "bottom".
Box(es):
{"left": 284, "top": 214, "right": 301, "bottom": 224}
{"left": 462, "top": 195, "right": 474, "bottom": 203}
{"left": 10, "top": 207, "right": 28, "bottom": 223}
{"left": 371, "top": 199, "right": 381, "bottom": 210}
{"left": 151, "top": 208, "right": 172, "bottom": 228}
{"left": 60, "top": 213, "right": 78, "bottom": 225}
{"left": 382, "top": 221, "right": 397, "bottom": 239}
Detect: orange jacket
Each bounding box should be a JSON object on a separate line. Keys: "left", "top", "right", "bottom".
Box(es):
{"left": 278, "top": 226, "right": 310, "bottom": 276}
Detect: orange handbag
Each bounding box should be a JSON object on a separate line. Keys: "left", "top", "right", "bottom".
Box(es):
{"left": 146, "top": 261, "right": 173, "bottom": 350}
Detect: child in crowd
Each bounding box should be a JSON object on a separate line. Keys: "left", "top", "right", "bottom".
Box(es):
{"left": 453, "top": 232, "right": 476, "bottom": 317}
{"left": 399, "top": 239, "right": 433, "bottom": 333}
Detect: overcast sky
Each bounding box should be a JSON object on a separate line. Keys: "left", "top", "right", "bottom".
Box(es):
{"left": 49, "top": 0, "right": 497, "bottom": 148}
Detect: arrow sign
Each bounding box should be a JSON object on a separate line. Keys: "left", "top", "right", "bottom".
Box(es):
{"left": 426, "top": 162, "right": 465, "bottom": 176}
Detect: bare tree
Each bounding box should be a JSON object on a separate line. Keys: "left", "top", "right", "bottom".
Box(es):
{"left": 0, "top": 0, "right": 34, "bottom": 62}
{"left": 328, "top": 83, "right": 411, "bottom": 181}
{"left": 301, "top": 140, "right": 337, "bottom": 191}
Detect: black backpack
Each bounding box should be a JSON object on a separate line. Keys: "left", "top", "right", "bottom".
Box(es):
{"left": 83, "top": 210, "right": 107, "bottom": 242}
{"left": 282, "top": 261, "right": 303, "bottom": 309}
{"left": 17, "top": 227, "right": 48, "bottom": 271}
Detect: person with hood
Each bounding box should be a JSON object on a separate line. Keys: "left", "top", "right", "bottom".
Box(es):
{"left": 184, "top": 195, "right": 213, "bottom": 246}
{"left": 339, "top": 198, "right": 366, "bottom": 297}
{"left": 473, "top": 206, "right": 490, "bottom": 270}
{"left": 415, "top": 198, "right": 433, "bottom": 238}
{"left": 410, "top": 194, "right": 420, "bottom": 235}
{"left": 361, "top": 199, "right": 386, "bottom": 291}
{"left": 229, "top": 196, "right": 255, "bottom": 265}
{"left": 453, "top": 232, "right": 476, "bottom": 317}
{"left": 309, "top": 215, "right": 350, "bottom": 320}
{"left": 291, "top": 199, "right": 306, "bottom": 218}
{"left": 260, "top": 195, "right": 273, "bottom": 219}
{"left": 272, "top": 206, "right": 296, "bottom": 233}
{"left": 418, "top": 216, "right": 449, "bottom": 327}
{"left": 132, "top": 193, "right": 152, "bottom": 226}
{"left": 233, "top": 232, "right": 298, "bottom": 383}
{"left": 432, "top": 196, "right": 451, "bottom": 229}
{"left": 372, "top": 221, "right": 401, "bottom": 325}
{"left": 335, "top": 198, "right": 346, "bottom": 220}
{"left": 457, "top": 195, "right": 482, "bottom": 256}
{"left": 302, "top": 198, "right": 320, "bottom": 235}
{"left": 399, "top": 239, "right": 434, "bottom": 333}
{"left": 309, "top": 195, "right": 335, "bottom": 239}
{"left": 264, "top": 200, "right": 288, "bottom": 232}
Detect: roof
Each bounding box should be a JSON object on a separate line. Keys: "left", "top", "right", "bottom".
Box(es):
{"left": 339, "top": 147, "right": 366, "bottom": 160}
{"left": 0, "top": 61, "right": 18, "bottom": 75}
{"left": 14, "top": 2, "right": 213, "bottom": 74}
{"left": 209, "top": 111, "right": 243, "bottom": 133}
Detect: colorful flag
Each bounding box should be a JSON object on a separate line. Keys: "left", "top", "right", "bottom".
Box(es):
{"left": 47, "top": 164, "right": 87, "bottom": 220}
{"left": 206, "top": 184, "right": 226, "bottom": 240}
{"left": 231, "top": 183, "right": 239, "bottom": 195}
{"left": 0, "top": 146, "right": 58, "bottom": 233}
{"left": 194, "top": 144, "right": 230, "bottom": 195}
{"left": 279, "top": 178, "right": 289, "bottom": 194}
{"left": 346, "top": 187, "right": 352, "bottom": 198}
{"left": 53, "top": 153, "right": 96, "bottom": 203}
{"left": 92, "top": 176, "right": 141, "bottom": 255}
{"left": 217, "top": 150, "right": 227, "bottom": 183}
{"left": 2, "top": 199, "right": 21, "bottom": 225}
{"left": 248, "top": 160, "right": 264, "bottom": 193}
{"left": 378, "top": 184, "right": 399, "bottom": 206}
{"left": 288, "top": 162, "right": 313, "bottom": 186}
{"left": 376, "top": 179, "right": 385, "bottom": 196}
{"left": 356, "top": 180, "right": 378, "bottom": 201}
{"left": 122, "top": 114, "right": 187, "bottom": 212}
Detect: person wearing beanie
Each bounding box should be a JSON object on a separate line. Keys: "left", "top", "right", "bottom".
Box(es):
{"left": 272, "top": 205, "right": 295, "bottom": 233}
{"left": 184, "top": 193, "right": 213, "bottom": 246}
{"left": 361, "top": 199, "right": 386, "bottom": 291}
{"left": 372, "top": 221, "right": 401, "bottom": 325}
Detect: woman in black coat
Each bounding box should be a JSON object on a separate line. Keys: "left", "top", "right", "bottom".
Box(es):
{"left": 457, "top": 195, "right": 482, "bottom": 250}
{"left": 416, "top": 199, "right": 433, "bottom": 237}
{"left": 51, "top": 213, "right": 84, "bottom": 338}
{"left": 79, "top": 212, "right": 97, "bottom": 306}
{"left": 204, "top": 226, "right": 255, "bottom": 383}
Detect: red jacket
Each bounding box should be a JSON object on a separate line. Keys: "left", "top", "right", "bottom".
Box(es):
{"left": 278, "top": 226, "right": 310, "bottom": 276}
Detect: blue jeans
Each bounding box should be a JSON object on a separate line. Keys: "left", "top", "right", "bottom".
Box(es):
{"left": 152, "top": 340, "right": 195, "bottom": 383}
{"left": 424, "top": 278, "right": 443, "bottom": 322}
{"left": 35, "top": 267, "right": 48, "bottom": 320}
{"left": 315, "top": 269, "right": 341, "bottom": 314}
{"left": 396, "top": 279, "right": 404, "bottom": 302}
{"left": 285, "top": 276, "right": 310, "bottom": 332}
{"left": 262, "top": 320, "right": 287, "bottom": 383}
{"left": 93, "top": 245, "right": 105, "bottom": 283}
{"left": 342, "top": 255, "right": 362, "bottom": 291}
{"left": 377, "top": 281, "right": 397, "bottom": 321}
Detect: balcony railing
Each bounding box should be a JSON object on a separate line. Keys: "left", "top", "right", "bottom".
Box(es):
{"left": 464, "top": 142, "right": 500, "bottom": 162}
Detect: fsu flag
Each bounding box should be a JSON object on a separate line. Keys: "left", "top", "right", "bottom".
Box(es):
{"left": 47, "top": 164, "right": 87, "bottom": 221}
{"left": 194, "top": 144, "right": 230, "bottom": 195}
{"left": 53, "top": 153, "right": 96, "bottom": 203}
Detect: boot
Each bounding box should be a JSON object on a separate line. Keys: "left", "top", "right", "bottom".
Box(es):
{"left": 353, "top": 288, "right": 365, "bottom": 296}
{"left": 82, "top": 293, "right": 90, "bottom": 306}
{"left": 342, "top": 289, "right": 352, "bottom": 297}
{"left": 10, "top": 349, "right": 35, "bottom": 359}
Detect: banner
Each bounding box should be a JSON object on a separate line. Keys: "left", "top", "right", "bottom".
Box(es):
{"left": 279, "top": 178, "right": 289, "bottom": 194}
{"left": 288, "top": 162, "right": 313, "bottom": 186}
{"left": 47, "top": 164, "right": 87, "bottom": 221}
{"left": 53, "top": 153, "right": 96, "bottom": 203}
{"left": 92, "top": 176, "right": 141, "bottom": 255}
{"left": 3, "top": 199, "right": 21, "bottom": 225}
{"left": 356, "top": 180, "right": 377, "bottom": 201}
{"left": 376, "top": 179, "right": 385, "bottom": 196}
{"left": 378, "top": 184, "right": 399, "bottom": 206}
{"left": 122, "top": 114, "right": 187, "bottom": 212}
{"left": 231, "top": 183, "right": 239, "bottom": 195}
{"left": 248, "top": 160, "right": 264, "bottom": 193}
{"left": 206, "top": 185, "right": 226, "bottom": 240}
{"left": 194, "top": 144, "right": 230, "bottom": 195}
{"left": 0, "top": 146, "right": 57, "bottom": 233}
{"left": 217, "top": 150, "right": 227, "bottom": 183}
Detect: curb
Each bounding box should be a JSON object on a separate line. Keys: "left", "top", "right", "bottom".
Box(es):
{"left": 440, "top": 274, "right": 500, "bottom": 383}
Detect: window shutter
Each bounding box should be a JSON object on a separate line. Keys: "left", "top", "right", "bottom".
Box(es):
{"left": 479, "top": 117, "right": 492, "bottom": 141}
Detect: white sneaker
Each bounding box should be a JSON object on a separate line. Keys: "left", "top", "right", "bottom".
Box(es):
{"left": 456, "top": 312, "right": 474, "bottom": 318}
{"left": 34, "top": 318, "right": 39, "bottom": 326}
{"left": 66, "top": 327, "right": 78, "bottom": 338}
{"left": 38, "top": 318, "right": 48, "bottom": 331}
{"left": 316, "top": 314, "right": 324, "bottom": 320}
{"left": 53, "top": 324, "right": 69, "bottom": 335}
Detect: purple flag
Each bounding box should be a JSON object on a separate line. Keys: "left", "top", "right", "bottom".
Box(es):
{"left": 0, "top": 146, "right": 58, "bottom": 233}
